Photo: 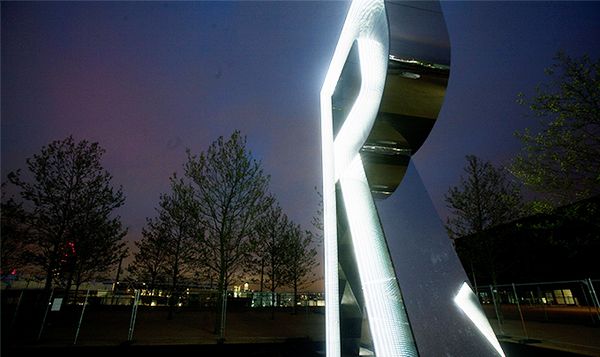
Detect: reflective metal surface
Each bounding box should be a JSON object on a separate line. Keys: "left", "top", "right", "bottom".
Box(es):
{"left": 362, "top": 1, "right": 450, "bottom": 198}
{"left": 321, "top": 1, "right": 504, "bottom": 356}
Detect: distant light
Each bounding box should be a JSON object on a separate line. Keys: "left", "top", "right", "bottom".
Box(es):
{"left": 454, "top": 282, "right": 505, "bottom": 357}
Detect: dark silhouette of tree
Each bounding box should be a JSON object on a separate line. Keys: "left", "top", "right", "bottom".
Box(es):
{"left": 250, "top": 202, "right": 290, "bottom": 319}
{"left": 128, "top": 218, "right": 169, "bottom": 294}
{"left": 7, "top": 136, "right": 126, "bottom": 294}
{"left": 130, "top": 175, "right": 199, "bottom": 319}
{"left": 1, "top": 183, "right": 35, "bottom": 279}
{"left": 311, "top": 187, "right": 323, "bottom": 239}
{"left": 160, "top": 176, "right": 200, "bottom": 320}
{"left": 445, "top": 155, "right": 523, "bottom": 288}
{"left": 183, "top": 131, "right": 271, "bottom": 336}
{"left": 69, "top": 209, "right": 127, "bottom": 301}
{"left": 284, "top": 224, "right": 319, "bottom": 315}
{"left": 512, "top": 52, "right": 600, "bottom": 205}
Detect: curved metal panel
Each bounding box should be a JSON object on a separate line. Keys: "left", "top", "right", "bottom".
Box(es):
{"left": 362, "top": 1, "right": 451, "bottom": 198}
{"left": 320, "top": 1, "right": 504, "bottom": 356}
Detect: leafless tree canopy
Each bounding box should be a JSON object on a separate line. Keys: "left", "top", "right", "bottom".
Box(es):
{"left": 6, "top": 136, "right": 127, "bottom": 292}
{"left": 183, "top": 131, "right": 272, "bottom": 332}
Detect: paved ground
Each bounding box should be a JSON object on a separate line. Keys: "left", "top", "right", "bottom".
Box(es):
{"left": 4, "top": 302, "right": 600, "bottom": 356}
{"left": 4, "top": 305, "right": 325, "bottom": 346}
{"left": 489, "top": 318, "right": 600, "bottom": 356}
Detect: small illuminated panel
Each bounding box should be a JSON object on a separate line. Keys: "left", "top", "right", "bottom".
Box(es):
{"left": 454, "top": 282, "right": 506, "bottom": 357}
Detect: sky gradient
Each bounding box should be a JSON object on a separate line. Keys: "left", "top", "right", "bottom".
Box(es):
{"left": 2, "top": 1, "right": 600, "bottom": 289}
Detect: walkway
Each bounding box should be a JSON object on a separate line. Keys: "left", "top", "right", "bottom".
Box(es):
{"left": 489, "top": 318, "right": 600, "bottom": 356}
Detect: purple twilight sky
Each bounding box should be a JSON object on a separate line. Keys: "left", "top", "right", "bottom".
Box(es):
{"left": 2, "top": 1, "right": 599, "bottom": 289}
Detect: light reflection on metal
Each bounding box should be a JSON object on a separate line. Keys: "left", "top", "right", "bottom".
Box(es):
{"left": 340, "top": 155, "right": 417, "bottom": 356}
{"left": 360, "top": 143, "right": 412, "bottom": 156}
{"left": 389, "top": 54, "right": 450, "bottom": 70}
{"left": 399, "top": 72, "right": 421, "bottom": 79}
{"left": 454, "top": 282, "right": 506, "bottom": 357}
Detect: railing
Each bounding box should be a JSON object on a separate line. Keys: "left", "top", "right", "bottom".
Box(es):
{"left": 1, "top": 287, "right": 326, "bottom": 347}
{"left": 475, "top": 278, "right": 600, "bottom": 339}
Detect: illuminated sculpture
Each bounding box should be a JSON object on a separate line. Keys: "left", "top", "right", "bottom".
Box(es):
{"left": 320, "top": 0, "right": 505, "bottom": 356}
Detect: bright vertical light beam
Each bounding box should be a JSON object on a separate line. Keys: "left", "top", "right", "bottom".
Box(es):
{"left": 321, "top": 0, "right": 420, "bottom": 356}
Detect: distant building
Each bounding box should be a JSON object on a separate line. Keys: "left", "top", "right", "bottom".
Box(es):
{"left": 453, "top": 195, "right": 600, "bottom": 286}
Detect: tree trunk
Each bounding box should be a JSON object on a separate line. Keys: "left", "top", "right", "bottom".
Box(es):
{"left": 73, "top": 281, "right": 81, "bottom": 304}
{"left": 111, "top": 261, "right": 124, "bottom": 305}
{"left": 270, "top": 269, "right": 276, "bottom": 320}
{"left": 214, "top": 270, "right": 226, "bottom": 336}
{"left": 44, "top": 267, "right": 53, "bottom": 292}
{"left": 292, "top": 280, "right": 298, "bottom": 315}
{"left": 259, "top": 259, "right": 264, "bottom": 292}
{"left": 63, "top": 265, "right": 75, "bottom": 305}
{"left": 149, "top": 274, "right": 157, "bottom": 297}
{"left": 168, "top": 274, "right": 178, "bottom": 320}
{"left": 113, "top": 256, "right": 123, "bottom": 295}
{"left": 44, "top": 245, "right": 59, "bottom": 292}
{"left": 168, "top": 238, "right": 181, "bottom": 320}
{"left": 73, "top": 268, "right": 84, "bottom": 304}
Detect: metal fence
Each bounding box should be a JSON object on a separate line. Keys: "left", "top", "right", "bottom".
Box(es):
{"left": 1, "top": 285, "right": 326, "bottom": 347}
{"left": 475, "top": 278, "right": 600, "bottom": 340}
{"left": 3, "top": 278, "right": 598, "bottom": 347}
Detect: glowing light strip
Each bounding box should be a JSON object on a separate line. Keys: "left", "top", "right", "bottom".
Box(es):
{"left": 320, "top": 1, "right": 389, "bottom": 357}
{"left": 319, "top": 4, "right": 354, "bottom": 356}
{"left": 454, "top": 282, "right": 506, "bottom": 357}
{"left": 340, "top": 155, "right": 418, "bottom": 356}
{"left": 321, "top": 0, "right": 420, "bottom": 356}
{"left": 333, "top": 37, "right": 388, "bottom": 182}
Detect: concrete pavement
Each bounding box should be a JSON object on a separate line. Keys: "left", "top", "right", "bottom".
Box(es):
{"left": 489, "top": 318, "right": 600, "bottom": 356}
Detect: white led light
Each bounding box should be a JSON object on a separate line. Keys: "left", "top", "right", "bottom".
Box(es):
{"left": 321, "top": 1, "right": 419, "bottom": 356}
{"left": 454, "top": 282, "right": 506, "bottom": 357}
{"left": 333, "top": 37, "right": 388, "bottom": 182}
{"left": 340, "top": 155, "right": 418, "bottom": 356}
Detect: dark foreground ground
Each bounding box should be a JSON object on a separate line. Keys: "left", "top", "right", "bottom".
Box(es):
{"left": 2, "top": 297, "right": 599, "bottom": 356}
{"left": 2, "top": 340, "right": 593, "bottom": 357}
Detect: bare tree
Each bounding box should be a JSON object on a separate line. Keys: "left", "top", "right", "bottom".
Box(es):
{"left": 128, "top": 217, "right": 169, "bottom": 294}
{"left": 183, "top": 131, "right": 271, "bottom": 336}
{"left": 284, "top": 225, "right": 319, "bottom": 315}
{"left": 311, "top": 187, "right": 323, "bottom": 234}
{"left": 1, "top": 183, "right": 36, "bottom": 279}
{"left": 251, "top": 202, "right": 290, "bottom": 319}
{"left": 159, "top": 176, "right": 200, "bottom": 320}
{"left": 7, "top": 136, "right": 126, "bottom": 293}
{"left": 69, "top": 211, "right": 128, "bottom": 301}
